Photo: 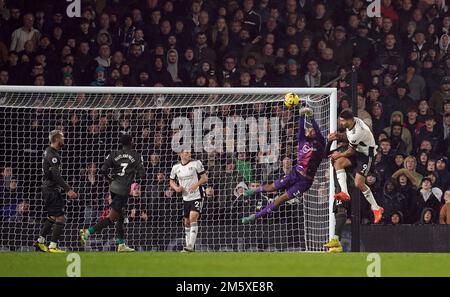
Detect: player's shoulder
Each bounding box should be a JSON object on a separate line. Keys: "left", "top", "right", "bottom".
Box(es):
{"left": 190, "top": 159, "right": 204, "bottom": 167}
{"left": 44, "top": 147, "right": 60, "bottom": 164}
{"left": 44, "top": 146, "right": 58, "bottom": 157}
{"left": 129, "top": 148, "right": 141, "bottom": 156}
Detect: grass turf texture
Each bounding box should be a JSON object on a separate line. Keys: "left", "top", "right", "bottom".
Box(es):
{"left": 1, "top": 252, "right": 450, "bottom": 277}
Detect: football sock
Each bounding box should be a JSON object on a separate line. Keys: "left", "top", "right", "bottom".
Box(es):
{"left": 363, "top": 188, "right": 380, "bottom": 210}
{"left": 116, "top": 217, "right": 125, "bottom": 241}
{"left": 91, "top": 218, "right": 114, "bottom": 234}
{"left": 39, "top": 217, "right": 55, "bottom": 239}
{"left": 189, "top": 222, "right": 198, "bottom": 249}
{"left": 185, "top": 227, "right": 191, "bottom": 247}
{"left": 50, "top": 222, "right": 64, "bottom": 244}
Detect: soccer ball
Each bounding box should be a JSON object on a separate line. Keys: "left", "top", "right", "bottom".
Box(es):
{"left": 284, "top": 92, "right": 299, "bottom": 108}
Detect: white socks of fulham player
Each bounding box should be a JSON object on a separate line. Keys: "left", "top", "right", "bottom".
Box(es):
{"left": 362, "top": 188, "right": 380, "bottom": 211}
{"left": 185, "top": 227, "right": 191, "bottom": 247}
{"left": 189, "top": 222, "right": 198, "bottom": 250}
{"left": 336, "top": 169, "right": 349, "bottom": 194}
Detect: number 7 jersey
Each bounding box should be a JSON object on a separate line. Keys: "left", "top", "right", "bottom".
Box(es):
{"left": 101, "top": 148, "right": 146, "bottom": 196}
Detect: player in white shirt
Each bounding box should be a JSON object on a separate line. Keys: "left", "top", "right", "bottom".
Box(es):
{"left": 327, "top": 110, "right": 384, "bottom": 225}
{"left": 169, "top": 150, "right": 208, "bottom": 252}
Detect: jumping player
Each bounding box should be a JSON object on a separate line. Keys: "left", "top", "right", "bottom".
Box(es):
{"left": 327, "top": 109, "right": 384, "bottom": 224}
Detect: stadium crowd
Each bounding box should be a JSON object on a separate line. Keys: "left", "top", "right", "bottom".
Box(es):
{"left": 0, "top": 0, "right": 449, "bottom": 234}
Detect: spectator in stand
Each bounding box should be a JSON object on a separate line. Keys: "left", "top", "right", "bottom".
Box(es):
{"left": 416, "top": 114, "right": 444, "bottom": 155}
{"left": 392, "top": 155, "right": 423, "bottom": 189}
{"left": 281, "top": 59, "right": 307, "bottom": 87}
{"left": 379, "top": 178, "right": 405, "bottom": 224}
{"left": 390, "top": 81, "right": 415, "bottom": 118}
{"left": 413, "top": 177, "right": 442, "bottom": 223}
{"left": 370, "top": 102, "right": 389, "bottom": 137}
{"left": 383, "top": 111, "right": 413, "bottom": 154}
{"left": 10, "top": 13, "right": 40, "bottom": 52}
{"left": 430, "top": 77, "right": 450, "bottom": 114}
{"left": 416, "top": 207, "right": 437, "bottom": 225}
{"left": 329, "top": 26, "right": 353, "bottom": 67}
{"left": 400, "top": 63, "right": 426, "bottom": 102}
{"left": 389, "top": 210, "right": 404, "bottom": 225}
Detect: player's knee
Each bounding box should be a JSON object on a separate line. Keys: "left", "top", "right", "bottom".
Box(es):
{"left": 189, "top": 215, "right": 199, "bottom": 223}
{"left": 275, "top": 192, "right": 290, "bottom": 205}
{"left": 334, "top": 158, "right": 347, "bottom": 169}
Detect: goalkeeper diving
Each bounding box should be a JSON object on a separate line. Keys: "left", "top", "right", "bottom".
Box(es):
{"left": 241, "top": 104, "right": 325, "bottom": 224}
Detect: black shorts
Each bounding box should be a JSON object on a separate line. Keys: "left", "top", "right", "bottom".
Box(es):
{"left": 350, "top": 151, "right": 374, "bottom": 177}
{"left": 183, "top": 199, "right": 203, "bottom": 218}
{"left": 109, "top": 192, "right": 129, "bottom": 212}
{"left": 42, "top": 188, "right": 65, "bottom": 217}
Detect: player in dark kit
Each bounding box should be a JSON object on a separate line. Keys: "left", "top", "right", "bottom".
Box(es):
{"left": 241, "top": 107, "right": 325, "bottom": 224}
{"left": 80, "top": 134, "right": 145, "bottom": 252}
{"left": 34, "top": 130, "right": 77, "bottom": 253}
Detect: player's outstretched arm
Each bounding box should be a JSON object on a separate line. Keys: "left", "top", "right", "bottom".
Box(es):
{"left": 327, "top": 131, "right": 348, "bottom": 142}
{"left": 311, "top": 117, "right": 325, "bottom": 144}
{"left": 297, "top": 114, "right": 306, "bottom": 139}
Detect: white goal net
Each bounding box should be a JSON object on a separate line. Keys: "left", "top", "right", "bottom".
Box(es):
{"left": 0, "top": 86, "right": 336, "bottom": 252}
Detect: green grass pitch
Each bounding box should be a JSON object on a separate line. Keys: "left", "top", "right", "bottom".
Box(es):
{"left": 1, "top": 252, "right": 450, "bottom": 277}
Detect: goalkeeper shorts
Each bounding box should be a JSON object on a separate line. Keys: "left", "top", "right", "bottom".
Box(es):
{"left": 274, "top": 168, "right": 313, "bottom": 199}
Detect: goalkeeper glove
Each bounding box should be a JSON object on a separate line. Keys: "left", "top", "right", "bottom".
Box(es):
{"left": 299, "top": 107, "right": 314, "bottom": 118}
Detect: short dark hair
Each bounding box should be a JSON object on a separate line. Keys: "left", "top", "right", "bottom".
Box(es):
{"left": 120, "top": 134, "right": 133, "bottom": 147}
{"left": 339, "top": 109, "right": 354, "bottom": 120}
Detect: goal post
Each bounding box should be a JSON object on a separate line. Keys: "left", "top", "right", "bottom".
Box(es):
{"left": 0, "top": 86, "right": 336, "bottom": 252}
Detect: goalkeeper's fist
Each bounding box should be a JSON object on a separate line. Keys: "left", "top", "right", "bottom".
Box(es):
{"left": 299, "top": 107, "right": 314, "bottom": 118}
